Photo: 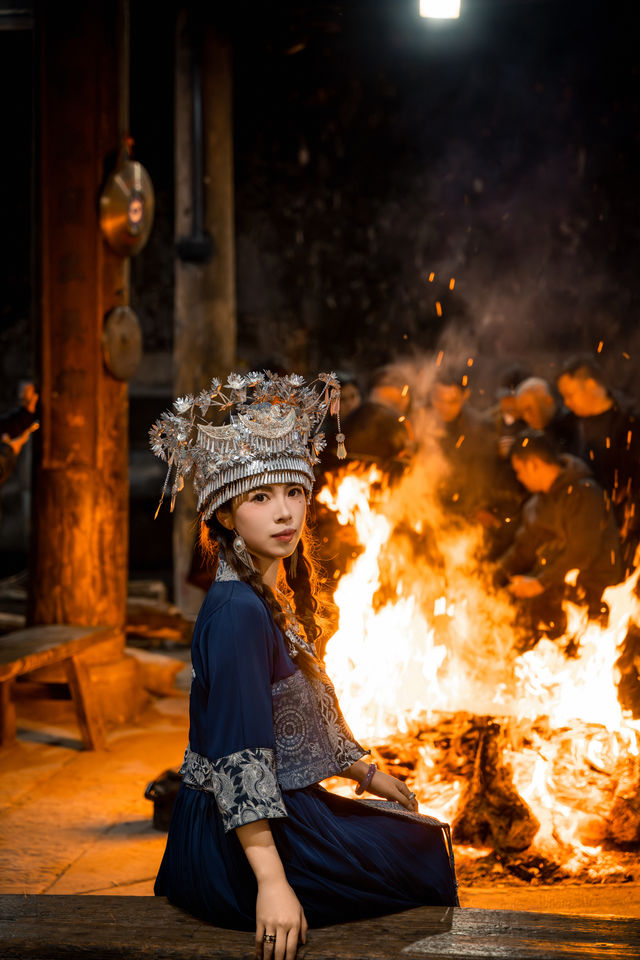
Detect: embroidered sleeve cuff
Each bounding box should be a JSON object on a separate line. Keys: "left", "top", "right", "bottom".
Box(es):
{"left": 180, "top": 745, "right": 287, "bottom": 832}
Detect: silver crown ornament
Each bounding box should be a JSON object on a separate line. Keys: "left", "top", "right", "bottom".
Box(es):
{"left": 149, "top": 370, "right": 346, "bottom": 519}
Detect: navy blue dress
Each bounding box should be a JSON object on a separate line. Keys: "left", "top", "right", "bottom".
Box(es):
{"left": 155, "top": 572, "right": 458, "bottom": 929}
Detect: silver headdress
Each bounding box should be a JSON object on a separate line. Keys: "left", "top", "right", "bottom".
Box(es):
{"left": 149, "top": 371, "right": 346, "bottom": 519}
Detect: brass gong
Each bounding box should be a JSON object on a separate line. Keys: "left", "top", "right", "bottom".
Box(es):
{"left": 102, "top": 306, "right": 143, "bottom": 381}
{"left": 100, "top": 158, "right": 155, "bottom": 257}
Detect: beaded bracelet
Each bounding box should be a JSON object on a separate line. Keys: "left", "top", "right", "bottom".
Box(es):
{"left": 355, "top": 762, "right": 377, "bottom": 796}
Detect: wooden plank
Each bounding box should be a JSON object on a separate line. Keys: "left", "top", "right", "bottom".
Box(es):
{"left": 0, "top": 679, "right": 16, "bottom": 747}
{"left": 0, "top": 897, "right": 638, "bottom": 960}
{"left": 65, "top": 655, "right": 107, "bottom": 751}
{"left": 0, "top": 626, "right": 117, "bottom": 680}
{"left": 402, "top": 906, "right": 640, "bottom": 958}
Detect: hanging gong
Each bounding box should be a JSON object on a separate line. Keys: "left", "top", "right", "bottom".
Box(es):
{"left": 102, "top": 306, "right": 143, "bottom": 381}
{"left": 100, "top": 159, "right": 155, "bottom": 257}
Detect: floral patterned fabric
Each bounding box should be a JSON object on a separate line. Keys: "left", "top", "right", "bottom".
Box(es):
{"left": 180, "top": 745, "right": 287, "bottom": 831}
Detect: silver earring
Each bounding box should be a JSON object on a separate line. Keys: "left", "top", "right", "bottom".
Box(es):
{"left": 233, "top": 532, "right": 256, "bottom": 572}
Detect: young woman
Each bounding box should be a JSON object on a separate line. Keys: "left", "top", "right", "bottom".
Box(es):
{"left": 151, "top": 372, "right": 458, "bottom": 960}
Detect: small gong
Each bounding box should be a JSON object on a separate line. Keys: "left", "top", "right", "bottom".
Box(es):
{"left": 102, "top": 306, "right": 143, "bottom": 381}
{"left": 100, "top": 159, "right": 155, "bottom": 257}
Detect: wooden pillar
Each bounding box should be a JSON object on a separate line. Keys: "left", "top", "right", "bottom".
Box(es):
{"left": 30, "top": 0, "right": 128, "bottom": 635}
{"left": 173, "top": 9, "right": 236, "bottom": 615}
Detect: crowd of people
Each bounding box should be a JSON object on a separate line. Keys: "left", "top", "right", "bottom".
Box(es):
{"left": 2, "top": 360, "right": 638, "bottom": 715}
{"left": 319, "top": 355, "right": 640, "bottom": 713}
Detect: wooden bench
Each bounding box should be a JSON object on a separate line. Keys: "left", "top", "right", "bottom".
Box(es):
{"left": 0, "top": 625, "right": 118, "bottom": 751}
{"left": 0, "top": 896, "right": 638, "bottom": 959}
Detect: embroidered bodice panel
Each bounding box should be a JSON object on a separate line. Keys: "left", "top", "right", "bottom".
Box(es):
{"left": 271, "top": 664, "right": 365, "bottom": 789}
{"left": 182, "top": 557, "right": 366, "bottom": 827}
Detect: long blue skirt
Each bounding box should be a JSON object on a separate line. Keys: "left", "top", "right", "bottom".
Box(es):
{"left": 155, "top": 783, "right": 458, "bottom": 929}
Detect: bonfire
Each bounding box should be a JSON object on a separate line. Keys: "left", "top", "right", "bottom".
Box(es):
{"left": 316, "top": 449, "right": 640, "bottom": 885}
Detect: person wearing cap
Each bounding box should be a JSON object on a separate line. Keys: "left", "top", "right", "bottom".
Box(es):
{"left": 150, "top": 372, "right": 458, "bottom": 956}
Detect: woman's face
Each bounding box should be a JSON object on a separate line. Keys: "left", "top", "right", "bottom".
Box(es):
{"left": 222, "top": 483, "right": 307, "bottom": 571}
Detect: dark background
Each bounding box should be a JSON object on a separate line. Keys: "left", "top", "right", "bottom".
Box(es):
{"left": 3, "top": 0, "right": 640, "bottom": 390}
{"left": 228, "top": 0, "right": 640, "bottom": 378}
{"left": 0, "top": 0, "right": 638, "bottom": 576}
{"left": 133, "top": 0, "right": 639, "bottom": 384}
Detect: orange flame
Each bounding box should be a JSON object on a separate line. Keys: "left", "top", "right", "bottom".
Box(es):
{"left": 317, "top": 462, "right": 640, "bottom": 863}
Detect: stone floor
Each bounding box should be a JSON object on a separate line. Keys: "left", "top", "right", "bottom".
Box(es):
{"left": 1, "top": 664, "right": 640, "bottom": 920}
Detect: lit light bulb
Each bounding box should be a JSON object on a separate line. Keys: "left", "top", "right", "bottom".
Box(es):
{"left": 420, "top": 0, "right": 461, "bottom": 18}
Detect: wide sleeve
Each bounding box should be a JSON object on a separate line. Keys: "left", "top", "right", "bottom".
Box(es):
{"left": 181, "top": 585, "right": 292, "bottom": 832}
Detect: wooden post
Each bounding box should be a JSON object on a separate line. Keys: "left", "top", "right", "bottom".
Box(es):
{"left": 30, "top": 0, "right": 128, "bottom": 637}
{"left": 173, "top": 9, "right": 236, "bottom": 615}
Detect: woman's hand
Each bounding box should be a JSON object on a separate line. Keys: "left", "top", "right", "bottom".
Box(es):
{"left": 255, "top": 877, "right": 308, "bottom": 960}
{"left": 367, "top": 769, "right": 419, "bottom": 813}
{"left": 236, "top": 819, "right": 308, "bottom": 960}
{"left": 343, "top": 759, "right": 419, "bottom": 813}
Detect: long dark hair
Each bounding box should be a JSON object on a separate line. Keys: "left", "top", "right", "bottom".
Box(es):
{"left": 199, "top": 513, "right": 335, "bottom": 661}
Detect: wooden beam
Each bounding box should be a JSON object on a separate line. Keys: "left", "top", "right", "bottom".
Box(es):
{"left": 30, "top": 0, "right": 128, "bottom": 632}
{"left": 0, "top": 897, "right": 638, "bottom": 959}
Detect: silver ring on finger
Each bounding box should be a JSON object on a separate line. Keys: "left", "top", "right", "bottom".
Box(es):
{"left": 263, "top": 934, "right": 277, "bottom": 944}
{"left": 408, "top": 791, "right": 416, "bottom": 800}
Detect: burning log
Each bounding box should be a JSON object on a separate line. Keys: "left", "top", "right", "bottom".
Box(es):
{"left": 609, "top": 755, "right": 640, "bottom": 846}
{"left": 451, "top": 717, "right": 540, "bottom": 852}
{"left": 496, "top": 852, "right": 562, "bottom": 883}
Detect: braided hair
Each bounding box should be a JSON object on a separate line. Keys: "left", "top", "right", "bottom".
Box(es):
{"left": 199, "top": 515, "right": 334, "bottom": 661}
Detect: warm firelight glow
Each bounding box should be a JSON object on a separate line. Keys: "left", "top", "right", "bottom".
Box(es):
{"left": 319, "top": 467, "right": 448, "bottom": 738}
{"left": 318, "top": 464, "right": 518, "bottom": 739}
{"left": 514, "top": 574, "right": 640, "bottom": 732}
{"left": 318, "top": 461, "right": 640, "bottom": 864}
